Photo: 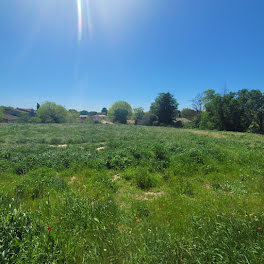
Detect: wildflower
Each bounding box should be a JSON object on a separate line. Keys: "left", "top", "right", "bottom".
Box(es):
{"left": 258, "top": 227, "right": 262, "bottom": 230}
{"left": 162, "top": 203, "right": 166, "bottom": 207}
{"left": 164, "top": 218, "right": 167, "bottom": 223}
{"left": 231, "top": 213, "right": 234, "bottom": 217}
{"left": 119, "top": 225, "right": 124, "bottom": 229}
{"left": 136, "top": 219, "right": 141, "bottom": 223}
{"left": 125, "top": 226, "right": 130, "bottom": 230}
{"left": 47, "top": 226, "right": 52, "bottom": 231}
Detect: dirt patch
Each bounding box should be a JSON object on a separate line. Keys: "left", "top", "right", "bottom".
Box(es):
{"left": 204, "top": 184, "right": 211, "bottom": 190}
{"left": 70, "top": 176, "right": 76, "bottom": 183}
{"left": 96, "top": 146, "right": 105, "bottom": 151}
{"left": 113, "top": 174, "right": 120, "bottom": 181}
{"left": 101, "top": 120, "right": 114, "bottom": 125}
{"left": 186, "top": 130, "right": 227, "bottom": 139}
{"left": 136, "top": 191, "right": 164, "bottom": 201}
{"left": 49, "top": 144, "right": 68, "bottom": 148}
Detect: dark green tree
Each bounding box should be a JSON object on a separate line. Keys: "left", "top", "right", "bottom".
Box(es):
{"left": 113, "top": 109, "right": 129, "bottom": 124}
{"left": 101, "top": 107, "right": 108, "bottom": 115}
{"left": 80, "top": 110, "right": 89, "bottom": 115}
{"left": 150, "top": 93, "right": 178, "bottom": 124}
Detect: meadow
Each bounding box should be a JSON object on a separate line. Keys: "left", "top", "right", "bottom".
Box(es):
{"left": 1, "top": 123, "right": 264, "bottom": 263}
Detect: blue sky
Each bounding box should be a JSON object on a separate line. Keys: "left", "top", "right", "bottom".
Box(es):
{"left": 1, "top": 0, "right": 264, "bottom": 111}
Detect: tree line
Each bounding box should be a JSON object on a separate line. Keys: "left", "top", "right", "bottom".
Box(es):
{"left": 1, "top": 88, "right": 264, "bottom": 133}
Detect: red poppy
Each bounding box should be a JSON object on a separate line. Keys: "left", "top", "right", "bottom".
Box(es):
{"left": 258, "top": 227, "right": 262, "bottom": 230}
{"left": 136, "top": 219, "right": 141, "bottom": 223}
{"left": 162, "top": 203, "right": 166, "bottom": 207}
{"left": 47, "top": 226, "right": 52, "bottom": 231}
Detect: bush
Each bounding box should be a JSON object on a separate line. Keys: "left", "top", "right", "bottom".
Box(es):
{"left": 108, "top": 101, "right": 132, "bottom": 124}
{"left": 173, "top": 120, "right": 183, "bottom": 128}
{"left": 138, "top": 113, "right": 158, "bottom": 126}
{"left": 134, "top": 167, "right": 159, "bottom": 190}
{"left": 37, "top": 102, "right": 69, "bottom": 123}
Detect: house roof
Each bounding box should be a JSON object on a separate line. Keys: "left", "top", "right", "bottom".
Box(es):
{"left": 79, "top": 115, "right": 88, "bottom": 118}
{"left": 16, "top": 108, "right": 35, "bottom": 113}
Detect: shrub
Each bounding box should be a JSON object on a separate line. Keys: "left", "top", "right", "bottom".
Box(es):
{"left": 138, "top": 113, "right": 158, "bottom": 126}
{"left": 134, "top": 167, "right": 159, "bottom": 190}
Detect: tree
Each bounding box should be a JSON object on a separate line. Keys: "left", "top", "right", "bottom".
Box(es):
{"left": 68, "top": 109, "right": 79, "bottom": 123}
{"left": 87, "top": 111, "right": 97, "bottom": 117}
{"left": 37, "top": 102, "right": 69, "bottom": 123}
{"left": 150, "top": 93, "right": 178, "bottom": 124}
{"left": 192, "top": 93, "right": 203, "bottom": 112}
{"left": 132, "top": 107, "right": 144, "bottom": 125}
{"left": 108, "top": 101, "right": 132, "bottom": 124}
{"left": 101, "top": 107, "right": 108, "bottom": 115}
{"left": 200, "top": 88, "right": 264, "bottom": 133}
{"left": 37, "top": 103, "right": 40, "bottom": 110}
{"left": 69, "top": 109, "right": 79, "bottom": 114}
{"left": 80, "top": 110, "right": 89, "bottom": 115}
{"left": 138, "top": 113, "right": 158, "bottom": 126}
{"left": 181, "top": 108, "right": 197, "bottom": 120}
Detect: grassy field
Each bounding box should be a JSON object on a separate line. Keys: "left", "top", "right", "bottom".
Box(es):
{"left": 1, "top": 123, "right": 264, "bottom": 263}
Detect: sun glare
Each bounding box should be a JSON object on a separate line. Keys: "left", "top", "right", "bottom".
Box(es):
{"left": 77, "top": 0, "right": 93, "bottom": 42}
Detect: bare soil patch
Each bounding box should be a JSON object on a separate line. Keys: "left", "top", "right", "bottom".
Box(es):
{"left": 49, "top": 144, "right": 68, "bottom": 148}
{"left": 136, "top": 191, "right": 164, "bottom": 201}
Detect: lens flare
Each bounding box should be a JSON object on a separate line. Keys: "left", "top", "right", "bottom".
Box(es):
{"left": 77, "top": 0, "right": 82, "bottom": 42}
{"left": 77, "top": 0, "right": 93, "bottom": 42}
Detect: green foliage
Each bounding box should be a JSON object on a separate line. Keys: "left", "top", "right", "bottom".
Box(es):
{"left": 138, "top": 113, "right": 158, "bottom": 126}
{"left": 134, "top": 167, "right": 159, "bottom": 190}
{"left": 132, "top": 107, "right": 144, "bottom": 125}
{"left": 68, "top": 110, "right": 79, "bottom": 123}
{"left": 101, "top": 107, "right": 108, "bottom": 115}
{"left": 200, "top": 89, "right": 264, "bottom": 133}
{"left": 80, "top": 110, "right": 88, "bottom": 115}
{"left": 173, "top": 120, "right": 183, "bottom": 128}
{"left": 108, "top": 101, "right": 132, "bottom": 124}
{"left": 181, "top": 108, "right": 197, "bottom": 120}
{"left": 150, "top": 92, "right": 178, "bottom": 124}
{"left": 37, "top": 102, "right": 69, "bottom": 123}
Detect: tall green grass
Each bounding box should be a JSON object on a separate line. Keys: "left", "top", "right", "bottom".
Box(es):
{"left": 1, "top": 123, "right": 264, "bottom": 263}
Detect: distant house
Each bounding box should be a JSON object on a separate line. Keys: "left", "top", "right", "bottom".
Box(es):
{"left": 92, "top": 115, "right": 107, "bottom": 121}
{"left": 79, "top": 115, "right": 89, "bottom": 121}
{"left": 1, "top": 114, "right": 18, "bottom": 123}
{"left": 15, "top": 108, "right": 36, "bottom": 117}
